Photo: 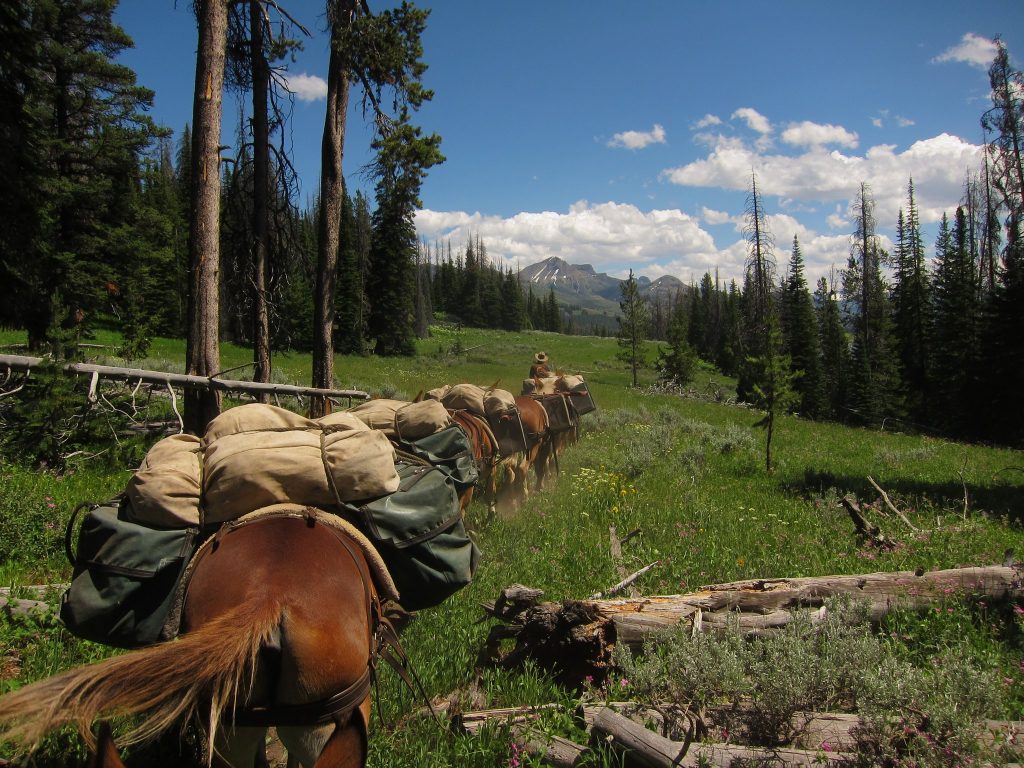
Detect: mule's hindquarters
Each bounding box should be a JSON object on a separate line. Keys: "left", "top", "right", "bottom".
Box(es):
{"left": 182, "top": 515, "right": 375, "bottom": 767}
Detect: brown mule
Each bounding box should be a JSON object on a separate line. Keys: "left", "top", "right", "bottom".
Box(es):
{"left": 0, "top": 514, "right": 380, "bottom": 768}
{"left": 491, "top": 396, "right": 553, "bottom": 514}
{"left": 448, "top": 409, "right": 500, "bottom": 513}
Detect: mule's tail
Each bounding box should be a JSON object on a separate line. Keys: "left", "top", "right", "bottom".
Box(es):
{"left": 0, "top": 599, "right": 282, "bottom": 754}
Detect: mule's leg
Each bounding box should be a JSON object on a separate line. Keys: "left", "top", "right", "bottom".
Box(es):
{"left": 89, "top": 722, "right": 126, "bottom": 768}
{"left": 276, "top": 723, "right": 334, "bottom": 766}
{"left": 211, "top": 726, "right": 267, "bottom": 768}
{"left": 309, "top": 707, "right": 367, "bottom": 768}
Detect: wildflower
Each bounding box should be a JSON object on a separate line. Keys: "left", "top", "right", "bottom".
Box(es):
{"left": 736, "top": 558, "right": 745, "bottom": 567}
{"left": 1013, "top": 605, "right": 1024, "bottom": 615}
{"left": 619, "top": 678, "right": 629, "bottom": 688}
{"left": 821, "top": 741, "right": 833, "bottom": 752}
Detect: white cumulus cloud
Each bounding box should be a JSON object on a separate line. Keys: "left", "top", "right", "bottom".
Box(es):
{"left": 416, "top": 200, "right": 717, "bottom": 277}
{"left": 932, "top": 33, "right": 998, "bottom": 69}
{"left": 281, "top": 72, "right": 328, "bottom": 102}
{"left": 608, "top": 124, "right": 667, "bottom": 150}
{"left": 661, "top": 131, "right": 981, "bottom": 228}
{"left": 731, "top": 107, "right": 772, "bottom": 135}
{"left": 700, "top": 207, "right": 737, "bottom": 226}
{"left": 692, "top": 114, "right": 723, "bottom": 130}
{"left": 781, "top": 121, "right": 859, "bottom": 149}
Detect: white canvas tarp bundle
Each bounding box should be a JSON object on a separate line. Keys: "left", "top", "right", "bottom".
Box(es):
{"left": 428, "top": 382, "right": 519, "bottom": 421}
{"left": 128, "top": 404, "right": 400, "bottom": 528}
{"left": 522, "top": 377, "right": 557, "bottom": 395}
{"left": 348, "top": 398, "right": 451, "bottom": 442}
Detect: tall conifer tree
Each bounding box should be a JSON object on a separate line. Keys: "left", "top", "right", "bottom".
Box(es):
{"left": 891, "top": 179, "right": 931, "bottom": 421}
{"left": 780, "top": 236, "right": 825, "bottom": 418}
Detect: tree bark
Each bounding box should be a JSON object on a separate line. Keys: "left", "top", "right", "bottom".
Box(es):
{"left": 185, "top": 0, "right": 228, "bottom": 435}
{"left": 249, "top": 0, "right": 271, "bottom": 399}
{"left": 311, "top": 0, "right": 355, "bottom": 418}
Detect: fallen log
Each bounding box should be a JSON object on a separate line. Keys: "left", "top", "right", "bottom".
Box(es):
{"left": 0, "top": 354, "right": 369, "bottom": 406}
{"left": 588, "top": 706, "right": 853, "bottom": 767}
{"left": 0, "top": 596, "right": 51, "bottom": 619}
{"left": 482, "top": 564, "right": 1023, "bottom": 686}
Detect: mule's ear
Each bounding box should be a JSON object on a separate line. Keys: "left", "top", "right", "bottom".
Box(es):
{"left": 89, "top": 722, "right": 127, "bottom": 768}
{"left": 491, "top": 379, "right": 501, "bottom": 390}
{"left": 412, "top": 389, "right": 424, "bottom": 403}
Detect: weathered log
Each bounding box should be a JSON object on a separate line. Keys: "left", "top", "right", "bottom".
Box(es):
{"left": 589, "top": 706, "right": 853, "bottom": 766}
{"left": 509, "top": 724, "right": 589, "bottom": 768}
{"left": 841, "top": 495, "right": 894, "bottom": 549}
{"left": 0, "top": 584, "right": 65, "bottom": 598}
{"left": 484, "top": 564, "right": 1023, "bottom": 686}
{"left": 0, "top": 596, "right": 51, "bottom": 619}
{"left": 0, "top": 354, "right": 369, "bottom": 405}
{"left": 454, "top": 703, "right": 560, "bottom": 735}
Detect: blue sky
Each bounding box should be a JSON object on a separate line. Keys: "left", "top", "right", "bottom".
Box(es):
{"left": 114, "top": 1, "right": 1023, "bottom": 287}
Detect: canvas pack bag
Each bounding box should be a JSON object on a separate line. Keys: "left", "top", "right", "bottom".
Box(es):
{"left": 60, "top": 497, "right": 198, "bottom": 648}
{"left": 396, "top": 423, "right": 478, "bottom": 496}
{"left": 125, "top": 434, "right": 202, "bottom": 528}
{"left": 349, "top": 398, "right": 451, "bottom": 442}
{"left": 483, "top": 388, "right": 517, "bottom": 421}
{"left": 557, "top": 375, "right": 597, "bottom": 415}
{"left": 533, "top": 393, "right": 576, "bottom": 433}
{"left": 438, "top": 383, "right": 487, "bottom": 416}
{"left": 202, "top": 425, "right": 399, "bottom": 524}
{"left": 343, "top": 460, "right": 478, "bottom": 611}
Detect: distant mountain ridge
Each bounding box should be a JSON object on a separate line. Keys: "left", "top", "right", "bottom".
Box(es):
{"left": 518, "top": 257, "right": 688, "bottom": 317}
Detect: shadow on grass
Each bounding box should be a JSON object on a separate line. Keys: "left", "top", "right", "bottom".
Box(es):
{"left": 792, "top": 468, "right": 1024, "bottom": 524}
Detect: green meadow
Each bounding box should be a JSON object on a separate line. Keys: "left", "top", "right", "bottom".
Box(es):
{"left": 1, "top": 327, "right": 1022, "bottom": 765}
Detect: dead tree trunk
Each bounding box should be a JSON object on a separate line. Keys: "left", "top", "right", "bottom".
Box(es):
{"left": 185, "top": 0, "right": 229, "bottom": 435}
{"left": 311, "top": 0, "right": 355, "bottom": 418}
{"left": 249, "top": 0, "right": 271, "bottom": 399}
{"left": 482, "top": 565, "right": 1023, "bottom": 687}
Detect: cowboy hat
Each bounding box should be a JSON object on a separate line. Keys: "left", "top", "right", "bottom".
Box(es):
{"left": 534, "top": 351, "right": 549, "bottom": 363}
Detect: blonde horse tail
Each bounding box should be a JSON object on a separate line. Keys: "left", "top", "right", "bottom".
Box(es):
{"left": 0, "top": 599, "right": 282, "bottom": 755}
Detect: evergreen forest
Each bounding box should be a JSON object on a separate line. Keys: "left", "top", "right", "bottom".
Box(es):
{"left": 0, "top": 2, "right": 1022, "bottom": 446}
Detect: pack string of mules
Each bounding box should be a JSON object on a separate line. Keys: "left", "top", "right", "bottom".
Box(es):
{"left": 0, "top": 361, "right": 595, "bottom": 767}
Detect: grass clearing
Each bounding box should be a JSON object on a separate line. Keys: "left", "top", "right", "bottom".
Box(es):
{"left": 1, "top": 327, "right": 1022, "bottom": 765}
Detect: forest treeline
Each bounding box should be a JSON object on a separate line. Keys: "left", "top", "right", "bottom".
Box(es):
{"left": 0, "top": 1, "right": 556, "bottom": 366}
{"left": 0, "top": 1, "right": 1021, "bottom": 446}
{"left": 646, "top": 38, "right": 1022, "bottom": 446}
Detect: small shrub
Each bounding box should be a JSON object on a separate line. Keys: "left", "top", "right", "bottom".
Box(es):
{"left": 613, "top": 597, "right": 1009, "bottom": 763}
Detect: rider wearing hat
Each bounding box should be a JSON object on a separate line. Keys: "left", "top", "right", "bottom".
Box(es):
{"left": 529, "top": 351, "right": 552, "bottom": 379}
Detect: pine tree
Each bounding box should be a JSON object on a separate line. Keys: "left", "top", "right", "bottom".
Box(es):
{"left": 186, "top": 0, "right": 230, "bottom": 433}
{"left": 365, "top": 108, "right": 443, "bottom": 356}
{"left": 656, "top": 291, "right": 696, "bottom": 388}
{"left": 978, "top": 37, "right": 1024, "bottom": 444}
{"left": 842, "top": 183, "right": 900, "bottom": 424}
{"left": 500, "top": 268, "right": 525, "bottom": 331}
{"left": 0, "top": 0, "right": 161, "bottom": 352}
{"left": 616, "top": 269, "right": 649, "bottom": 387}
{"left": 780, "top": 236, "right": 825, "bottom": 418}
{"left": 750, "top": 316, "right": 799, "bottom": 473}
{"left": 815, "top": 275, "right": 850, "bottom": 421}
{"left": 891, "top": 179, "right": 931, "bottom": 421}
{"left": 460, "top": 239, "right": 482, "bottom": 326}
{"left": 737, "top": 173, "right": 777, "bottom": 403}
{"left": 930, "top": 209, "right": 980, "bottom": 435}
{"left": 544, "top": 287, "right": 562, "bottom": 332}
